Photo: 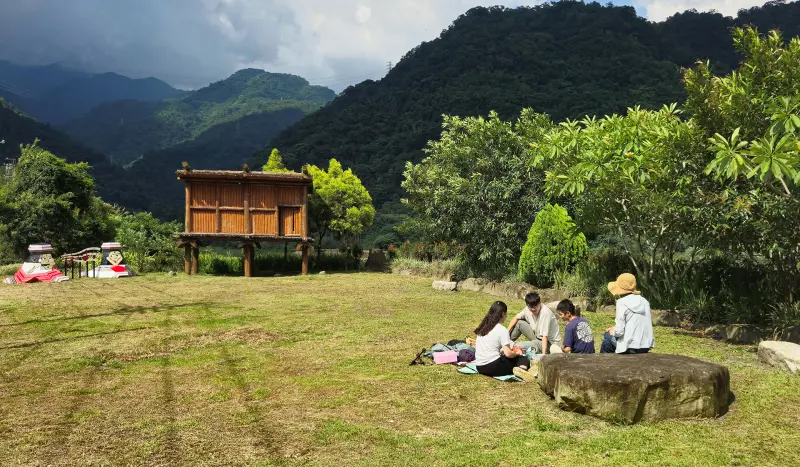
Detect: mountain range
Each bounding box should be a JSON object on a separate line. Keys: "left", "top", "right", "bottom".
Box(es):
{"left": 0, "top": 61, "right": 185, "bottom": 124}
{"left": 3, "top": 0, "right": 800, "bottom": 246}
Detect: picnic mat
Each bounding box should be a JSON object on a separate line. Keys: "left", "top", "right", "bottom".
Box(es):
{"left": 457, "top": 363, "right": 523, "bottom": 382}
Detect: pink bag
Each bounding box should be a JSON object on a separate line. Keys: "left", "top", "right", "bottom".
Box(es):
{"left": 433, "top": 350, "right": 458, "bottom": 364}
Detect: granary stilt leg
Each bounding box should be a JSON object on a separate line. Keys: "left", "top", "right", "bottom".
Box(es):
{"left": 243, "top": 243, "right": 254, "bottom": 277}
{"left": 191, "top": 246, "right": 199, "bottom": 275}
{"left": 301, "top": 243, "right": 309, "bottom": 276}
{"left": 184, "top": 244, "right": 192, "bottom": 275}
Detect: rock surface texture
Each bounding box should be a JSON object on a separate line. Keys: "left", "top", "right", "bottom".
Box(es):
{"left": 758, "top": 341, "right": 800, "bottom": 374}
{"left": 538, "top": 353, "right": 730, "bottom": 424}
{"left": 432, "top": 281, "right": 457, "bottom": 291}
{"left": 365, "top": 250, "right": 389, "bottom": 272}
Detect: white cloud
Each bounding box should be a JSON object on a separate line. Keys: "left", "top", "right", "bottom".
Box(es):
{"left": 637, "top": 0, "right": 768, "bottom": 22}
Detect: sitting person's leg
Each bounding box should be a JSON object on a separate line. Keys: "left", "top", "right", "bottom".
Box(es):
{"left": 476, "top": 356, "right": 516, "bottom": 377}
{"left": 600, "top": 331, "right": 617, "bottom": 354}
{"left": 623, "top": 348, "right": 650, "bottom": 354}
{"left": 510, "top": 319, "right": 536, "bottom": 342}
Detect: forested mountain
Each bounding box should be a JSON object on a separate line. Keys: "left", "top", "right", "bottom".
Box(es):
{"left": 0, "top": 62, "right": 184, "bottom": 124}
{"left": 62, "top": 69, "right": 336, "bottom": 165}
{"left": 0, "top": 98, "right": 141, "bottom": 208}
{"left": 251, "top": 0, "right": 800, "bottom": 243}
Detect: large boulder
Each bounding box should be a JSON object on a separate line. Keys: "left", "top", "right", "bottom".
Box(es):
{"left": 778, "top": 326, "right": 800, "bottom": 345}
{"left": 432, "top": 280, "right": 457, "bottom": 291}
{"left": 457, "top": 278, "right": 488, "bottom": 292}
{"left": 652, "top": 310, "right": 681, "bottom": 328}
{"left": 537, "top": 353, "right": 730, "bottom": 424}
{"left": 758, "top": 341, "right": 800, "bottom": 374}
{"left": 483, "top": 282, "right": 537, "bottom": 300}
{"left": 725, "top": 324, "right": 763, "bottom": 345}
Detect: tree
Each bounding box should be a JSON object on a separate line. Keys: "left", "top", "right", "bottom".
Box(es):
{"left": 115, "top": 211, "right": 182, "bottom": 272}
{"left": 402, "top": 110, "right": 550, "bottom": 279}
{"left": 306, "top": 159, "right": 375, "bottom": 267}
{"left": 518, "top": 204, "right": 588, "bottom": 287}
{"left": 528, "top": 105, "right": 713, "bottom": 304}
{"left": 685, "top": 26, "right": 800, "bottom": 304}
{"left": 0, "top": 141, "right": 117, "bottom": 258}
{"left": 262, "top": 148, "right": 290, "bottom": 172}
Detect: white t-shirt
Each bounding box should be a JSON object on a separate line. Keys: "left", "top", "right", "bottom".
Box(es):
{"left": 474, "top": 323, "right": 513, "bottom": 366}
{"left": 515, "top": 305, "right": 562, "bottom": 344}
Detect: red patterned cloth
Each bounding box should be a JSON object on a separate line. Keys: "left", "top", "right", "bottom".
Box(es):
{"left": 13, "top": 266, "right": 68, "bottom": 283}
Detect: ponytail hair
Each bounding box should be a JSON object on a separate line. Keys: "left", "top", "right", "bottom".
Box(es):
{"left": 474, "top": 301, "right": 508, "bottom": 336}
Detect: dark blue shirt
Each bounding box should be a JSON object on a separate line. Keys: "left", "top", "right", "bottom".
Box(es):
{"left": 563, "top": 317, "right": 595, "bottom": 353}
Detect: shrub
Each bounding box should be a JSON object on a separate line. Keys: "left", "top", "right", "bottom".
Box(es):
{"left": 390, "top": 257, "right": 459, "bottom": 280}
{"left": 115, "top": 211, "right": 182, "bottom": 273}
{"left": 518, "top": 204, "right": 588, "bottom": 287}
{"left": 197, "top": 251, "right": 358, "bottom": 275}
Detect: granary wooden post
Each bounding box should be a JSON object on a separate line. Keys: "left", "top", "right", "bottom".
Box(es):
{"left": 184, "top": 244, "right": 192, "bottom": 275}
{"left": 243, "top": 244, "right": 254, "bottom": 277}
{"left": 301, "top": 243, "right": 309, "bottom": 275}
{"left": 191, "top": 245, "right": 200, "bottom": 275}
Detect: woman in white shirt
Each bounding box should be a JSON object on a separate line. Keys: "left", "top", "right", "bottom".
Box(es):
{"left": 474, "top": 301, "right": 532, "bottom": 378}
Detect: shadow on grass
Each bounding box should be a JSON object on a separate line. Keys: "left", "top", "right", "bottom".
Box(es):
{"left": 0, "top": 302, "right": 211, "bottom": 328}
{"left": 201, "top": 304, "right": 278, "bottom": 455}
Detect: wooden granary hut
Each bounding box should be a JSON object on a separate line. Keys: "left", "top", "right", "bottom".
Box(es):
{"left": 176, "top": 167, "right": 313, "bottom": 276}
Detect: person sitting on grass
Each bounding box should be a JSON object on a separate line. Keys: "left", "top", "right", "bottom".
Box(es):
{"left": 474, "top": 301, "right": 534, "bottom": 381}
{"left": 507, "top": 292, "right": 562, "bottom": 355}
{"left": 600, "top": 273, "right": 654, "bottom": 354}
{"left": 556, "top": 299, "right": 595, "bottom": 353}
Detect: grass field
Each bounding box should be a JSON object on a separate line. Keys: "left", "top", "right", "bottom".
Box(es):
{"left": 1, "top": 273, "right": 798, "bottom": 466}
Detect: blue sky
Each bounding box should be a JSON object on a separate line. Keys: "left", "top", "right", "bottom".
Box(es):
{"left": 0, "top": 0, "right": 772, "bottom": 91}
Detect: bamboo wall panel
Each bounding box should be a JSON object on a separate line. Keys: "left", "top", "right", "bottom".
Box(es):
{"left": 191, "top": 183, "right": 216, "bottom": 207}
{"left": 280, "top": 207, "right": 302, "bottom": 236}
{"left": 221, "top": 212, "right": 245, "bottom": 233}
{"left": 279, "top": 186, "right": 303, "bottom": 206}
{"left": 250, "top": 185, "right": 277, "bottom": 209}
{"left": 190, "top": 211, "right": 216, "bottom": 233}
{"left": 252, "top": 212, "right": 278, "bottom": 235}
{"left": 220, "top": 184, "right": 244, "bottom": 207}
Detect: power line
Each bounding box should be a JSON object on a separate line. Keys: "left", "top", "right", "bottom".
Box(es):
{"left": 305, "top": 68, "right": 386, "bottom": 83}
{"left": 0, "top": 79, "right": 35, "bottom": 99}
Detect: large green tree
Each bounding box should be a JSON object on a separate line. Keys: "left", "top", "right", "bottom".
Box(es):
{"left": 528, "top": 105, "right": 714, "bottom": 304}
{"left": 402, "top": 110, "right": 550, "bottom": 279}
{"left": 686, "top": 26, "right": 800, "bottom": 303}
{"left": 0, "top": 141, "right": 117, "bottom": 259}
{"left": 306, "top": 159, "right": 375, "bottom": 260}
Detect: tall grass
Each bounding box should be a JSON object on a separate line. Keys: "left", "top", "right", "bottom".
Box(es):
{"left": 390, "top": 257, "right": 459, "bottom": 280}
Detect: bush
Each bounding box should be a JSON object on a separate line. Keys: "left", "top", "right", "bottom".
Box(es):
{"left": 198, "top": 251, "right": 359, "bottom": 275}
{"left": 115, "top": 211, "right": 182, "bottom": 273}
{"left": 0, "top": 263, "right": 21, "bottom": 276}
{"left": 555, "top": 248, "right": 629, "bottom": 305}
{"left": 518, "top": 204, "right": 588, "bottom": 287}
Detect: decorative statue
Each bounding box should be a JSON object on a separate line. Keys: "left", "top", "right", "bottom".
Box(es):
{"left": 91, "top": 242, "right": 134, "bottom": 278}
{"left": 2, "top": 243, "right": 70, "bottom": 284}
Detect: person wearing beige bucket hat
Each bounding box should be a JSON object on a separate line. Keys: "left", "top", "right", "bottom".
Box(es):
{"left": 600, "top": 273, "right": 654, "bottom": 354}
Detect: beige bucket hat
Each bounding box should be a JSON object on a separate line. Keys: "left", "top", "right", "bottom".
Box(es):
{"left": 608, "top": 273, "right": 640, "bottom": 295}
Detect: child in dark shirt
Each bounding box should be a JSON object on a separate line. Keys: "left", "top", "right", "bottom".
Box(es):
{"left": 557, "top": 299, "right": 595, "bottom": 354}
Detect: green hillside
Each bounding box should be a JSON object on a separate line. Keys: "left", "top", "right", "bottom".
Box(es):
{"left": 0, "top": 98, "right": 141, "bottom": 208}
{"left": 250, "top": 0, "right": 800, "bottom": 246}
{"left": 62, "top": 69, "right": 336, "bottom": 165}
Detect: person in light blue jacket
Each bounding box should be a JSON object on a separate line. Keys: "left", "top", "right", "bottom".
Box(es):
{"left": 600, "top": 273, "right": 655, "bottom": 354}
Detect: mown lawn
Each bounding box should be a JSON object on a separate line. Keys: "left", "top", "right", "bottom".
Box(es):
{"left": 1, "top": 273, "right": 798, "bottom": 466}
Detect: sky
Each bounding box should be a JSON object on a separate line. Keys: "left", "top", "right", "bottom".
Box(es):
{"left": 0, "top": 0, "right": 775, "bottom": 91}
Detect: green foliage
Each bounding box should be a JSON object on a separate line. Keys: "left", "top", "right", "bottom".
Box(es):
{"left": 262, "top": 148, "right": 290, "bottom": 172}
{"left": 0, "top": 142, "right": 117, "bottom": 259}
{"left": 529, "top": 105, "right": 714, "bottom": 304}
{"left": 198, "top": 251, "right": 359, "bottom": 275}
{"left": 403, "top": 110, "right": 549, "bottom": 280}
{"left": 115, "top": 211, "right": 182, "bottom": 272}
{"left": 518, "top": 204, "right": 588, "bottom": 287}
{"left": 389, "top": 257, "right": 460, "bottom": 280}
{"left": 306, "top": 159, "right": 375, "bottom": 253}
{"left": 685, "top": 26, "right": 800, "bottom": 305}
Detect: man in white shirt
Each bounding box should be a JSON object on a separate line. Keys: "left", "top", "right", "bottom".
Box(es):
{"left": 507, "top": 292, "right": 562, "bottom": 354}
